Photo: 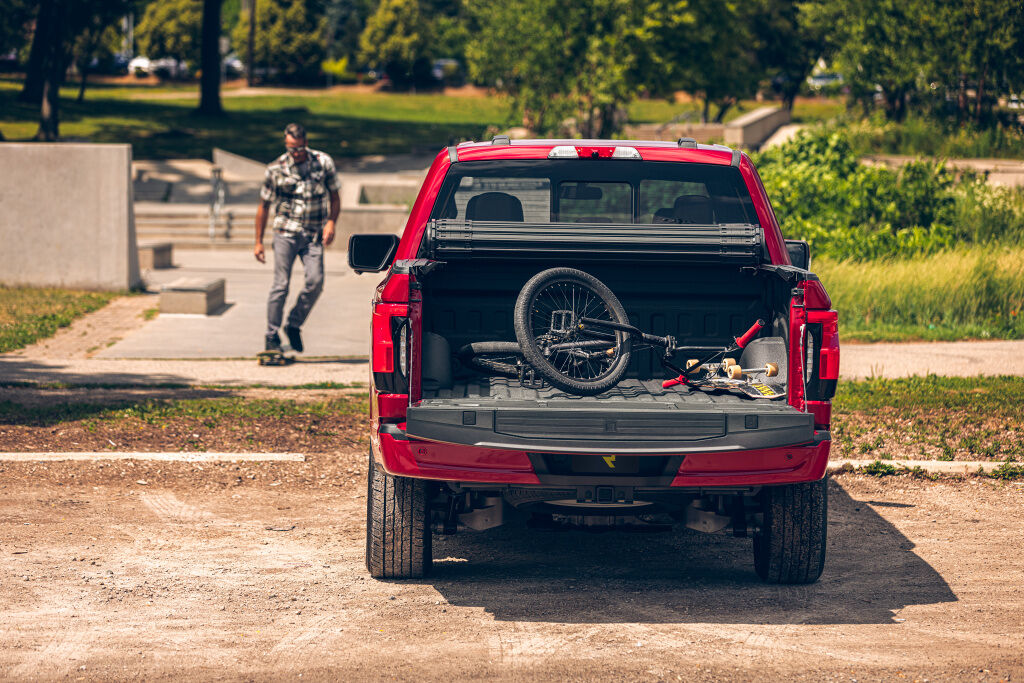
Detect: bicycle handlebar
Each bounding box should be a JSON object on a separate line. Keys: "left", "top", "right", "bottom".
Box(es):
{"left": 735, "top": 319, "right": 766, "bottom": 348}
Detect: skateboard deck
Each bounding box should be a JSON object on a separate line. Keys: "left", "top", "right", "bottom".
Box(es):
{"left": 257, "top": 350, "right": 295, "bottom": 366}
{"left": 694, "top": 377, "right": 786, "bottom": 400}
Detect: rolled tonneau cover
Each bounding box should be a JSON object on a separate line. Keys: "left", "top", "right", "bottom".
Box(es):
{"left": 424, "top": 220, "right": 763, "bottom": 263}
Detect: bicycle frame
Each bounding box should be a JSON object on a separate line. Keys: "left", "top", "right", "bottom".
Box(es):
{"left": 576, "top": 316, "right": 767, "bottom": 387}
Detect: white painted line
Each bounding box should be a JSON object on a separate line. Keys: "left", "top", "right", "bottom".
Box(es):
{"left": 0, "top": 452, "right": 305, "bottom": 463}
{"left": 829, "top": 459, "right": 1004, "bottom": 474}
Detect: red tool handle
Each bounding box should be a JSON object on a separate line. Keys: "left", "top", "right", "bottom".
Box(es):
{"left": 662, "top": 375, "right": 686, "bottom": 389}
{"left": 735, "top": 319, "right": 766, "bottom": 349}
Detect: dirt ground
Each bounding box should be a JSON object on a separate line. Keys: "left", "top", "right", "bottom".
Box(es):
{"left": 2, "top": 456, "right": 1023, "bottom": 682}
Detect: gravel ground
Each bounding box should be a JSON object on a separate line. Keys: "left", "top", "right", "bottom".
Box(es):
{"left": 1, "top": 461, "right": 1022, "bottom": 681}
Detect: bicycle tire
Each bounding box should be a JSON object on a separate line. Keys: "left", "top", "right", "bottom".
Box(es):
{"left": 457, "top": 341, "right": 523, "bottom": 377}
{"left": 513, "top": 268, "right": 631, "bottom": 396}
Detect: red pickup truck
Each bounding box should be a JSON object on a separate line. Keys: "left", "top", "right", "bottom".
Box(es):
{"left": 349, "top": 137, "right": 839, "bottom": 584}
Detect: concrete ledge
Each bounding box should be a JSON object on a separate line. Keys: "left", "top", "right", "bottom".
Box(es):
{"left": 138, "top": 242, "right": 173, "bottom": 269}
{"left": 0, "top": 451, "right": 305, "bottom": 462}
{"left": 212, "top": 147, "right": 266, "bottom": 181}
{"left": 724, "top": 106, "right": 791, "bottom": 148}
{"left": 828, "top": 459, "right": 1006, "bottom": 475}
{"left": 161, "top": 277, "right": 226, "bottom": 314}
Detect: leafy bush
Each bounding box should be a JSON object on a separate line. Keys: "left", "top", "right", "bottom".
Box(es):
{"left": 754, "top": 126, "right": 1024, "bottom": 260}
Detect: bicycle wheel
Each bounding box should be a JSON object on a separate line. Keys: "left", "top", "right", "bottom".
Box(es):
{"left": 513, "top": 268, "right": 631, "bottom": 395}
{"left": 457, "top": 341, "right": 523, "bottom": 377}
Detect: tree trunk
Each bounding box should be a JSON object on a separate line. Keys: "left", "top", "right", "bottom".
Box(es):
{"left": 77, "top": 61, "right": 89, "bottom": 102}
{"left": 34, "top": 0, "right": 66, "bottom": 141}
{"left": 197, "top": 0, "right": 224, "bottom": 115}
{"left": 247, "top": 0, "right": 257, "bottom": 86}
{"left": 36, "top": 78, "right": 59, "bottom": 141}
{"left": 713, "top": 98, "right": 734, "bottom": 124}
{"left": 975, "top": 67, "right": 986, "bottom": 123}
{"left": 19, "top": 0, "right": 55, "bottom": 104}
{"left": 701, "top": 97, "right": 710, "bottom": 124}
{"left": 782, "top": 90, "right": 797, "bottom": 112}
{"left": 957, "top": 76, "right": 967, "bottom": 121}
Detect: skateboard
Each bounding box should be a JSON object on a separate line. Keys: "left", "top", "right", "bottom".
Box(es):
{"left": 679, "top": 358, "right": 786, "bottom": 400}
{"left": 257, "top": 350, "right": 295, "bottom": 366}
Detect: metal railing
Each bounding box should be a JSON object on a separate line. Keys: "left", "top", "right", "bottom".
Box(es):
{"left": 209, "top": 166, "right": 233, "bottom": 241}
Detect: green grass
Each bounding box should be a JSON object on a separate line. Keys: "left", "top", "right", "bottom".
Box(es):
{"left": 832, "top": 376, "right": 1024, "bottom": 464}
{"left": 626, "top": 96, "right": 842, "bottom": 127}
{"left": 0, "top": 394, "right": 369, "bottom": 427}
{"left": 789, "top": 97, "right": 845, "bottom": 124}
{"left": 834, "top": 375, "right": 1024, "bottom": 413}
{"left": 0, "top": 80, "right": 509, "bottom": 160}
{"left": 0, "top": 286, "right": 120, "bottom": 353}
{"left": 817, "top": 247, "right": 1024, "bottom": 342}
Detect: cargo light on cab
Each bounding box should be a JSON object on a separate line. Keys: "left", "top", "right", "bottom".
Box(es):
{"left": 547, "top": 146, "right": 643, "bottom": 160}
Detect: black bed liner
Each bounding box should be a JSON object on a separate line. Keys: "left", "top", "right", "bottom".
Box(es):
{"left": 406, "top": 378, "right": 813, "bottom": 454}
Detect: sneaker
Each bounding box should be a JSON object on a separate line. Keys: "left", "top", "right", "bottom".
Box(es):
{"left": 265, "top": 333, "right": 282, "bottom": 352}
{"left": 284, "top": 325, "right": 303, "bottom": 353}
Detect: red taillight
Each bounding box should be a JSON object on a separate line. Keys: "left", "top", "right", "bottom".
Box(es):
{"left": 801, "top": 279, "right": 832, "bottom": 310}
{"left": 372, "top": 303, "right": 408, "bottom": 373}
{"left": 379, "top": 273, "right": 410, "bottom": 303}
{"left": 576, "top": 146, "right": 616, "bottom": 158}
{"left": 812, "top": 311, "right": 840, "bottom": 381}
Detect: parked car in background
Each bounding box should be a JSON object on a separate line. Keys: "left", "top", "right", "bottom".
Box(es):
{"left": 128, "top": 56, "right": 151, "bottom": 77}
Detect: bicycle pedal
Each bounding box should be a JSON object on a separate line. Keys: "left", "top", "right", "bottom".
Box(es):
{"left": 518, "top": 366, "right": 545, "bottom": 390}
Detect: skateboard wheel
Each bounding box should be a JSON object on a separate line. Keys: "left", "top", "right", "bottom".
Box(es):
{"left": 722, "top": 357, "right": 736, "bottom": 368}
{"left": 727, "top": 365, "right": 743, "bottom": 380}
{"left": 765, "top": 362, "right": 778, "bottom": 377}
{"left": 685, "top": 358, "right": 700, "bottom": 373}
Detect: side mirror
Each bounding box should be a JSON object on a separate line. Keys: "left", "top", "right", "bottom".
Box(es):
{"left": 785, "top": 239, "right": 810, "bottom": 270}
{"left": 348, "top": 234, "right": 399, "bottom": 274}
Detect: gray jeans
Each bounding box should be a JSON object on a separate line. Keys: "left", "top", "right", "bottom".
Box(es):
{"left": 266, "top": 231, "right": 324, "bottom": 337}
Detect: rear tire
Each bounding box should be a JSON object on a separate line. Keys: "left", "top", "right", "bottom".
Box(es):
{"left": 753, "top": 478, "right": 828, "bottom": 584}
{"left": 513, "top": 267, "right": 631, "bottom": 396}
{"left": 365, "top": 452, "right": 432, "bottom": 579}
{"left": 457, "top": 341, "right": 522, "bottom": 377}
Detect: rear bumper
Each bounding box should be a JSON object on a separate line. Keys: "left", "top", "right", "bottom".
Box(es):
{"left": 371, "top": 424, "right": 831, "bottom": 488}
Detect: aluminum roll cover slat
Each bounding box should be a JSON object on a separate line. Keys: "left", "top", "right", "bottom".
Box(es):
{"left": 426, "top": 220, "right": 763, "bottom": 263}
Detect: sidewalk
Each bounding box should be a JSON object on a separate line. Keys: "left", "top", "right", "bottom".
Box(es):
{"left": 98, "top": 248, "right": 382, "bottom": 360}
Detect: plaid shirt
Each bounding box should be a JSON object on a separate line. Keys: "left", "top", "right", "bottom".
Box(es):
{"left": 260, "top": 148, "right": 340, "bottom": 234}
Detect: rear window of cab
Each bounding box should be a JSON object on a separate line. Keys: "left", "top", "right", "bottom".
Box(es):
{"left": 430, "top": 159, "right": 759, "bottom": 226}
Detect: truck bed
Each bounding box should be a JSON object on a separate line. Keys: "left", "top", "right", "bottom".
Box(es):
{"left": 407, "top": 377, "right": 813, "bottom": 454}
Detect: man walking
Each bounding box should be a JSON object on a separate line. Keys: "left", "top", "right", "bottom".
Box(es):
{"left": 255, "top": 123, "right": 341, "bottom": 353}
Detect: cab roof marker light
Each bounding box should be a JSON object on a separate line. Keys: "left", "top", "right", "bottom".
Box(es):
{"left": 547, "top": 145, "right": 579, "bottom": 159}
{"left": 611, "top": 146, "right": 642, "bottom": 159}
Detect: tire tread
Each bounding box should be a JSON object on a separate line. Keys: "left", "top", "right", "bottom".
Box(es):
{"left": 365, "top": 453, "right": 431, "bottom": 579}
{"left": 754, "top": 478, "right": 827, "bottom": 584}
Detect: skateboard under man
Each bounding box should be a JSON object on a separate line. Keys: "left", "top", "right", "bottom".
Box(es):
{"left": 257, "top": 349, "right": 295, "bottom": 366}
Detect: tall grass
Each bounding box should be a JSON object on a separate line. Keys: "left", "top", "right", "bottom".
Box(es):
{"left": 842, "top": 115, "right": 1024, "bottom": 160}
{"left": 816, "top": 247, "right": 1024, "bottom": 341}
